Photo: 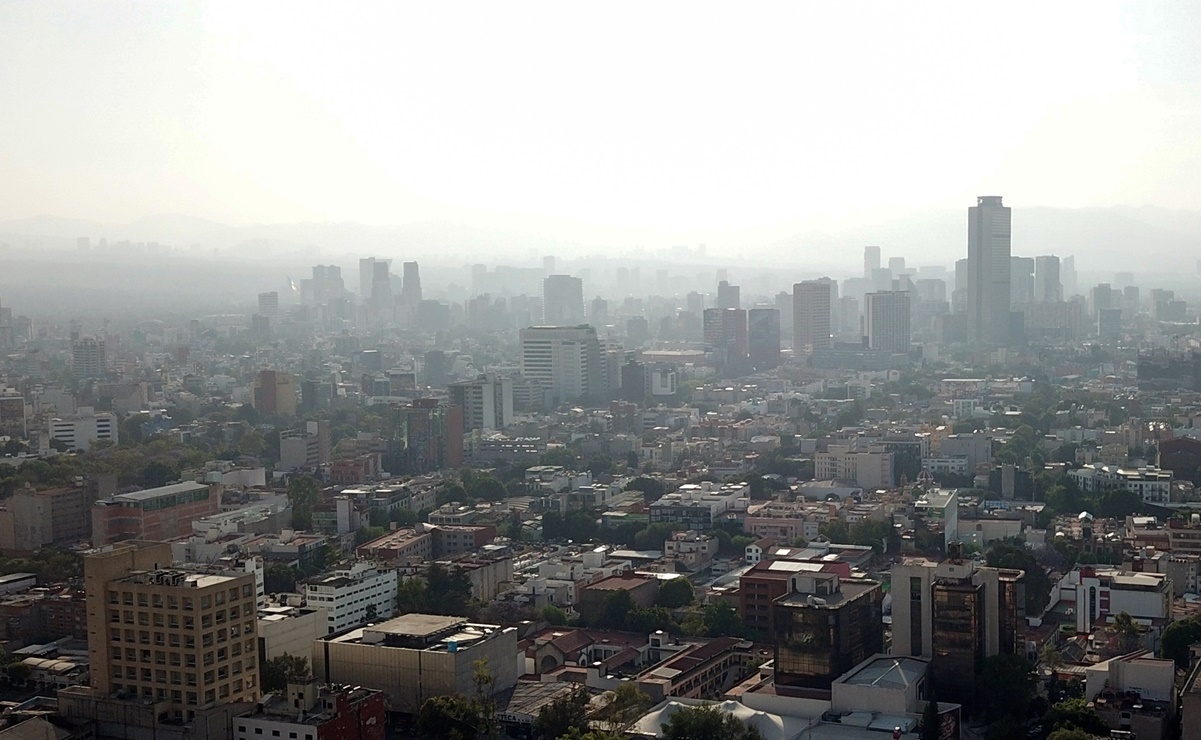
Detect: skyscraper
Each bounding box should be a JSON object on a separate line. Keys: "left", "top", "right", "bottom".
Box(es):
{"left": 402, "top": 261, "right": 422, "bottom": 307}
{"left": 717, "top": 280, "right": 741, "bottom": 310}
{"left": 747, "top": 308, "right": 781, "bottom": 369}
{"left": 793, "top": 280, "right": 832, "bottom": 356}
{"left": 542, "top": 275, "right": 585, "bottom": 325}
{"left": 72, "top": 337, "right": 106, "bottom": 379}
{"left": 519, "top": 325, "right": 603, "bottom": 405}
{"left": 863, "top": 246, "right": 881, "bottom": 279}
{"left": 864, "top": 291, "right": 911, "bottom": 353}
{"left": 966, "top": 195, "right": 1012, "bottom": 344}
{"left": 1009, "top": 256, "right": 1035, "bottom": 305}
{"left": 257, "top": 292, "right": 279, "bottom": 324}
{"left": 371, "top": 261, "right": 393, "bottom": 324}
{"left": 1034, "top": 255, "right": 1061, "bottom": 303}
{"left": 1062, "top": 255, "right": 1078, "bottom": 297}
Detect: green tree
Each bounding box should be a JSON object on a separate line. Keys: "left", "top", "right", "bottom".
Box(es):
{"left": 263, "top": 564, "right": 299, "bottom": 594}
{"left": 540, "top": 604, "right": 568, "bottom": 626}
{"left": 660, "top": 704, "right": 764, "bottom": 740}
{"left": 986, "top": 538, "right": 1052, "bottom": 616}
{"left": 587, "top": 455, "right": 615, "bottom": 478}
{"left": 472, "top": 657, "right": 499, "bottom": 740}
{"left": 425, "top": 563, "right": 474, "bottom": 616}
{"left": 819, "top": 520, "right": 850, "bottom": 544}
{"left": 591, "top": 589, "right": 635, "bottom": 630}
{"left": 977, "top": 654, "right": 1037, "bottom": 722}
{"left": 396, "top": 577, "right": 428, "bottom": 614}
{"left": 656, "top": 577, "right": 695, "bottom": 609}
{"left": 1046, "top": 698, "right": 1109, "bottom": 736}
{"left": 287, "top": 475, "right": 321, "bottom": 530}
{"left": 139, "top": 460, "right": 178, "bottom": 487}
{"left": 1110, "top": 611, "right": 1140, "bottom": 654}
{"left": 624, "top": 476, "right": 665, "bottom": 501}
{"left": 534, "top": 685, "right": 590, "bottom": 740}
{"left": 1046, "top": 729, "right": 1095, "bottom": 740}
{"left": 354, "top": 526, "right": 387, "bottom": 546}
{"left": 849, "top": 519, "right": 894, "bottom": 553}
{"left": 261, "top": 654, "right": 309, "bottom": 693}
{"left": 466, "top": 473, "right": 507, "bottom": 501}
{"left": 1160, "top": 614, "right": 1201, "bottom": 667}
{"left": 919, "top": 699, "right": 939, "bottom": 740}
{"left": 416, "top": 694, "right": 479, "bottom": 740}
{"left": 541, "top": 447, "right": 577, "bottom": 468}
{"left": 593, "top": 683, "right": 651, "bottom": 733}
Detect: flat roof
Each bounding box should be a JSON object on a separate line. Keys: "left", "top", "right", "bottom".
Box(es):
{"left": 369, "top": 613, "right": 467, "bottom": 638}
{"left": 113, "top": 481, "right": 208, "bottom": 502}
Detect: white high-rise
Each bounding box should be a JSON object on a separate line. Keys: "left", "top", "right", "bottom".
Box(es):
{"left": 519, "top": 325, "right": 602, "bottom": 405}
{"left": 864, "top": 291, "right": 911, "bottom": 353}
{"left": 793, "top": 281, "right": 832, "bottom": 356}
{"left": 1034, "top": 255, "right": 1062, "bottom": 303}
{"left": 449, "top": 374, "right": 515, "bottom": 431}
{"left": 966, "top": 196, "right": 1012, "bottom": 345}
{"left": 542, "top": 275, "right": 585, "bottom": 324}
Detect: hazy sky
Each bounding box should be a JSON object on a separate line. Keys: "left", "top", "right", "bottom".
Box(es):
{"left": 3, "top": 1, "right": 1200, "bottom": 245}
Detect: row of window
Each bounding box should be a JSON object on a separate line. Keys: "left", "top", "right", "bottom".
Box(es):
{"left": 108, "top": 639, "right": 255, "bottom": 666}
{"left": 111, "top": 676, "right": 253, "bottom": 706}
{"left": 108, "top": 606, "right": 246, "bottom": 629}
{"left": 109, "top": 659, "right": 253, "bottom": 684}
{"left": 109, "top": 622, "right": 249, "bottom": 647}
{"left": 108, "top": 584, "right": 253, "bottom": 609}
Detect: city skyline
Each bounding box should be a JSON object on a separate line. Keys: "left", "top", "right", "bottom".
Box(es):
{"left": 2, "top": 3, "right": 1201, "bottom": 257}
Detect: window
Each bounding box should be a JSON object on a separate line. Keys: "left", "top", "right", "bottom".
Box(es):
{"left": 200, "top": 596, "right": 211, "bottom": 610}
{"left": 168, "top": 615, "right": 179, "bottom": 629}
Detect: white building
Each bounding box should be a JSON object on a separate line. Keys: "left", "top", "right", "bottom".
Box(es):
{"left": 48, "top": 408, "right": 118, "bottom": 451}
{"left": 519, "top": 325, "right": 603, "bottom": 405}
{"left": 1050, "top": 567, "right": 1172, "bottom": 636}
{"left": 305, "top": 562, "right": 398, "bottom": 635}
{"left": 1068, "top": 463, "right": 1173, "bottom": 505}
{"left": 921, "top": 456, "right": 970, "bottom": 477}
{"left": 938, "top": 432, "right": 992, "bottom": 472}
{"left": 449, "top": 374, "right": 514, "bottom": 431}
{"left": 864, "top": 291, "right": 911, "bottom": 353}
{"left": 914, "top": 490, "right": 959, "bottom": 549}
{"left": 815, "top": 443, "right": 894, "bottom": 489}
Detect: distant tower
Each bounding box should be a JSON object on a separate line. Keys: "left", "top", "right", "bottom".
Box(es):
{"left": 542, "top": 274, "right": 585, "bottom": 325}
{"left": 966, "top": 196, "right": 1012, "bottom": 344}
{"left": 403, "top": 261, "right": 422, "bottom": 306}
{"left": 257, "top": 291, "right": 279, "bottom": 324}
{"left": 864, "top": 291, "right": 911, "bottom": 353}
{"left": 542, "top": 255, "right": 556, "bottom": 275}
{"left": 793, "top": 281, "right": 832, "bottom": 356}
{"left": 864, "top": 246, "right": 881, "bottom": 279}
{"left": 1034, "top": 255, "right": 1061, "bottom": 303}
{"left": 71, "top": 337, "right": 106, "bottom": 379}
{"left": 717, "top": 280, "right": 741, "bottom": 310}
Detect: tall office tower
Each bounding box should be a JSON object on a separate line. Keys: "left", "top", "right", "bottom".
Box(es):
{"left": 251, "top": 370, "right": 298, "bottom": 417}
{"left": 890, "top": 549, "right": 1025, "bottom": 707}
{"left": 869, "top": 268, "right": 893, "bottom": 293}
{"left": 1061, "top": 255, "right": 1078, "bottom": 297}
{"left": 519, "top": 325, "right": 603, "bottom": 405}
{"left": 84, "top": 541, "right": 260, "bottom": 719}
{"left": 717, "top": 280, "right": 741, "bottom": 310}
{"left": 864, "top": 291, "right": 912, "bottom": 353}
{"left": 542, "top": 255, "right": 556, "bottom": 275}
{"left": 1009, "top": 257, "right": 1035, "bottom": 305}
{"left": 747, "top": 308, "right": 781, "bottom": 369}
{"left": 448, "top": 374, "right": 514, "bottom": 431}
{"left": 966, "top": 195, "right": 1012, "bottom": 344}
{"left": 402, "top": 261, "right": 422, "bottom": 307}
{"left": 1090, "top": 283, "right": 1115, "bottom": 319}
{"left": 311, "top": 265, "right": 344, "bottom": 306}
{"left": 793, "top": 280, "right": 832, "bottom": 356}
{"left": 371, "top": 262, "right": 393, "bottom": 321}
{"left": 864, "top": 246, "right": 881, "bottom": 278}
{"left": 775, "top": 291, "right": 794, "bottom": 336}
{"left": 1034, "top": 255, "right": 1062, "bottom": 303}
{"left": 359, "top": 257, "right": 378, "bottom": 301}
{"left": 836, "top": 295, "right": 860, "bottom": 337}
{"left": 686, "top": 291, "right": 705, "bottom": 315}
{"left": 589, "top": 297, "right": 609, "bottom": 327}
{"left": 888, "top": 256, "right": 906, "bottom": 274}
{"left": 72, "top": 337, "right": 106, "bottom": 379}
{"left": 703, "top": 308, "right": 748, "bottom": 361}
{"left": 257, "top": 292, "right": 279, "bottom": 325}
{"left": 1122, "top": 285, "right": 1140, "bottom": 319}
{"left": 542, "top": 275, "right": 585, "bottom": 325}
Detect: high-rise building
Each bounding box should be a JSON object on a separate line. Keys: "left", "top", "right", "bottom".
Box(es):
{"left": 402, "top": 261, "right": 422, "bottom": 308}
{"left": 1034, "top": 255, "right": 1062, "bottom": 303}
{"left": 72, "top": 337, "right": 106, "bottom": 379}
{"left": 703, "top": 308, "right": 748, "bottom": 362}
{"left": 542, "top": 275, "right": 585, "bottom": 325}
{"left": 793, "top": 281, "right": 832, "bottom": 356}
{"left": 888, "top": 256, "right": 906, "bottom": 274}
{"left": 863, "top": 291, "right": 911, "bottom": 353}
{"left": 519, "top": 325, "right": 603, "bottom": 405}
{"left": 257, "top": 292, "right": 279, "bottom": 325}
{"left": 251, "top": 370, "right": 298, "bottom": 417}
{"left": 966, "top": 196, "right": 1012, "bottom": 345}
{"left": 448, "top": 374, "right": 515, "bottom": 431}
{"left": 890, "top": 548, "right": 1025, "bottom": 707}
{"left": 864, "top": 246, "right": 881, "bottom": 279}
{"left": 84, "top": 541, "right": 260, "bottom": 719}
{"left": 773, "top": 572, "right": 884, "bottom": 689}
{"left": 359, "top": 257, "right": 390, "bottom": 302}
{"left": 747, "top": 308, "right": 781, "bottom": 369}
{"left": 371, "top": 262, "right": 393, "bottom": 323}
{"left": 1062, "top": 255, "right": 1078, "bottom": 297}
{"left": 1009, "top": 257, "right": 1035, "bottom": 305}
{"left": 717, "top": 280, "right": 740, "bottom": 310}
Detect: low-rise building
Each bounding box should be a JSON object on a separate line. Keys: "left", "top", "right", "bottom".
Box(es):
{"left": 1069, "top": 463, "right": 1173, "bottom": 505}
{"left": 233, "top": 678, "right": 386, "bottom": 740}
{"left": 312, "top": 614, "right": 518, "bottom": 715}
{"left": 304, "top": 562, "right": 398, "bottom": 635}
{"left": 663, "top": 530, "right": 719, "bottom": 571}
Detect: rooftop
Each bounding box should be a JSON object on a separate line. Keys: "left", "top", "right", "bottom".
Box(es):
{"left": 109, "top": 481, "right": 208, "bottom": 502}
{"left": 839, "top": 656, "right": 927, "bottom": 690}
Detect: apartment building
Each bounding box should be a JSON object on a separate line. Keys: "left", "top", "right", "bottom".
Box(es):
{"left": 304, "top": 562, "right": 398, "bottom": 635}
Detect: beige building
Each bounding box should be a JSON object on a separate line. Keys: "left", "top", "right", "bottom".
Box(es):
{"left": 84, "top": 541, "right": 260, "bottom": 723}
{"left": 313, "top": 613, "right": 518, "bottom": 714}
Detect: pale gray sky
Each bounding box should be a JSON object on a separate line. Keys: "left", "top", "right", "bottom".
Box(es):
{"left": 2, "top": 1, "right": 1199, "bottom": 246}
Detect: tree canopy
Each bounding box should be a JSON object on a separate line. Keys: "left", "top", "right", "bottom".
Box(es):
{"left": 986, "top": 538, "right": 1052, "bottom": 616}
{"left": 660, "top": 705, "right": 764, "bottom": 740}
